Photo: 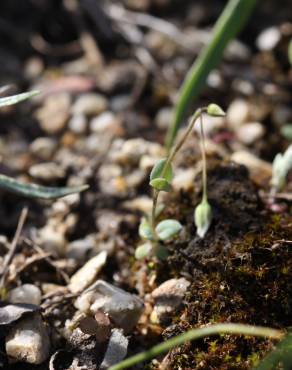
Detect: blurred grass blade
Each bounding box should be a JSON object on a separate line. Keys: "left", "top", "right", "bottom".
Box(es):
{"left": 0, "top": 91, "right": 39, "bottom": 108}
{"left": 0, "top": 174, "right": 88, "bottom": 199}
{"left": 165, "top": 0, "right": 257, "bottom": 150}
{"left": 254, "top": 332, "right": 292, "bottom": 370}
{"left": 109, "top": 323, "right": 282, "bottom": 370}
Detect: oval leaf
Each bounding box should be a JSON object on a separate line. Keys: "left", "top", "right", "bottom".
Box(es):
{"left": 150, "top": 159, "right": 173, "bottom": 183}
{"left": 155, "top": 219, "right": 182, "bottom": 241}
{"left": 0, "top": 91, "right": 39, "bottom": 108}
{"left": 139, "top": 219, "right": 154, "bottom": 241}
{"left": 150, "top": 178, "right": 171, "bottom": 192}
{"left": 135, "top": 243, "right": 152, "bottom": 260}
{"left": 0, "top": 174, "right": 88, "bottom": 199}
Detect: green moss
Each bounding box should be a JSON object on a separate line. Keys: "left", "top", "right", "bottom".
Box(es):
{"left": 162, "top": 212, "right": 292, "bottom": 369}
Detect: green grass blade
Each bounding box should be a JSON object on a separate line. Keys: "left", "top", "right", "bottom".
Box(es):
{"left": 254, "top": 332, "right": 292, "bottom": 370}
{"left": 109, "top": 323, "right": 282, "bottom": 370}
{"left": 0, "top": 91, "right": 39, "bottom": 108}
{"left": 165, "top": 0, "right": 257, "bottom": 150}
{"left": 0, "top": 174, "right": 88, "bottom": 199}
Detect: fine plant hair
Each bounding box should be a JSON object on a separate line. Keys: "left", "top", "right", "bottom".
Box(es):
{"left": 135, "top": 104, "right": 225, "bottom": 260}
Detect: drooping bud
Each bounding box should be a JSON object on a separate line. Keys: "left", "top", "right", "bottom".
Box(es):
{"left": 207, "top": 103, "right": 225, "bottom": 117}
{"left": 194, "top": 200, "right": 212, "bottom": 238}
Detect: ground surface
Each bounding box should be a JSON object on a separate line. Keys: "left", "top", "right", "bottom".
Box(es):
{"left": 0, "top": 1, "right": 291, "bottom": 369}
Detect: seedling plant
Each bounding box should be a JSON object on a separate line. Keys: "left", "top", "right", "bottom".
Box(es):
{"left": 135, "top": 103, "right": 225, "bottom": 260}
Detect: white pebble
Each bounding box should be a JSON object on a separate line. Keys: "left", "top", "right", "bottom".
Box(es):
{"left": 9, "top": 285, "right": 41, "bottom": 306}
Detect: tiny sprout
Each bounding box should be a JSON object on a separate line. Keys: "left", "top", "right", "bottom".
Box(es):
{"left": 207, "top": 103, "right": 226, "bottom": 117}
{"left": 194, "top": 200, "right": 212, "bottom": 238}
{"left": 271, "top": 144, "right": 292, "bottom": 192}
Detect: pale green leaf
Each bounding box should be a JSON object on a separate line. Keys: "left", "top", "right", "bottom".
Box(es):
{"left": 150, "top": 159, "right": 173, "bottom": 183}
{"left": 139, "top": 219, "right": 154, "bottom": 240}
{"left": 155, "top": 219, "right": 182, "bottom": 241}
{"left": 149, "top": 178, "right": 171, "bottom": 192}
{"left": 135, "top": 243, "right": 152, "bottom": 259}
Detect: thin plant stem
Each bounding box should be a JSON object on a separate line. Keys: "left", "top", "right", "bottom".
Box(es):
{"left": 150, "top": 108, "right": 206, "bottom": 234}
{"left": 151, "top": 189, "right": 159, "bottom": 239}
{"left": 199, "top": 113, "right": 208, "bottom": 202}
{"left": 109, "top": 323, "right": 283, "bottom": 370}
{"left": 162, "top": 108, "right": 204, "bottom": 177}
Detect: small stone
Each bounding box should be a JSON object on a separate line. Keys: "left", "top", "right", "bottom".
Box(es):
{"left": 98, "top": 163, "right": 123, "bottom": 195}
{"left": 227, "top": 99, "right": 250, "bottom": 129}
{"left": 256, "top": 27, "right": 281, "bottom": 51}
{"left": 69, "top": 251, "right": 107, "bottom": 294}
{"left": 30, "top": 137, "right": 57, "bottom": 160}
{"left": 36, "top": 93, "right": 71, "bottom": 134}
{"left": 145, "top": 30, "right": 177, "bottom": 60}
{"left": 96, "top": 211, "right": 123, "bottom": 235}
{"left": 152, "top": 278, "right": 190, "bottom": 304}
{"left": 236, "top": 122, "right": 265, "bottom": 145}
{"left": 151, "top": 278, "right": 190, "bottom": 322}
{"left": 68, "top": 114, "right": 87, "bottom": 134}
{"left": 29, "top": 162, "right": 66, "bottom": 181}
{"left": 38, "top": 223, "right": 66, "bottom": 255}
{"left": 66, "top": 235, "right": 96, "bottom": 262}
{"left": 9, "top": 285, "right": 41, "bottom": 306}
{"left": 90, "top": 112, "right": 124, "bottom": 137}
{"left": 100, "top": 329, "right": 128, "bottom": 370}
{"left": 207, "top": 70, "right": 223, "bottom": 89}
{"left": 122, "top": 196, "right": 152, "bottom": 214}
{"left": 24, "top": 57, "right": 44, "bottom": 80}
{"left": 110, "top": 138, "right": 164, "bottom": 165}
{"left": 172, "top": 168, "right": 196, "bottom": 191}
{"left": 72, "top": 93, "right": 107, "bottom": 116}
{"left": 79, "top": 311, "right": 111, "bottom": 343}
{"left": 75, "top": 280, "right": 144, "bottom": 333}
{"left": 155, "top": 107, "right": 172, "bottom": 130}
{"left": 83, "top": 133, "right": 111, "bottom": 154}
{"left": 5, "top": 314, "right": 50, "bottom": 364}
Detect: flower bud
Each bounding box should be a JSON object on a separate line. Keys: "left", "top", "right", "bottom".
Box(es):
{"left": 207, "top": 103, "right": 225, "bottom": 117}
{"left": 194, "top": 200, "right": 212, "bottom": 238}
